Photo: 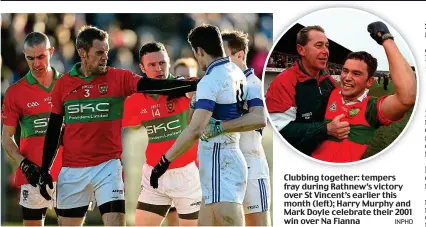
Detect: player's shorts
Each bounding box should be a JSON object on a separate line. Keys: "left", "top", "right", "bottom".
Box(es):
{"left": 198, "top": 143, "right": 248, "bottom": 205}
{"left": 139, "top": 161, "right": 201, "bottom": 214}
{"left": 19, "top": 183, "right": 57, "bottom": 209}
{"left": 243, "top": 178, "right": 271, "bottom": 214}
{"left": 57, "top": 159, "right": 125, "bottom": 209}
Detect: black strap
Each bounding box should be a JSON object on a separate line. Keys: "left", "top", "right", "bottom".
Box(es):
{"left": 41, "top": 113, "right": 63, "bottom": 172}
{"left": 137, "top": 77, "right": 197, "bottom": 95}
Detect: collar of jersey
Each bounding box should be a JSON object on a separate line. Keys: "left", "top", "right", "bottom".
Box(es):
{"left": 244, "top": 68, "right": 255, "bottom": 78}
{"left": 205, "top": 56, "right": 230, "bottom": 75}
{"left": 26, "top": 67, "right": 61, "bottom": 92}
{"left": 70, "top": 63, "right": 106, "bottom": 81}
{"left": 296, "top": 60, "right": 328, "bottom": 82}
{"left": 340, "top": 89, "right": 369, "bottom": 105}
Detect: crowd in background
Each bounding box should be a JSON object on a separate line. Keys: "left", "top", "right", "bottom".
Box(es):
{"left": 1, "top": 13, "right": 273, "bottom": 101}
{"left": 267, "top": 51, "right": 343, "bottom": 76}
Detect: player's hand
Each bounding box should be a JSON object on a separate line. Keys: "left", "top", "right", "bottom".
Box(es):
{"left": 190, "top": 94, "right": 197, "bottom": 109}
{"left": 367, "top": 21, "right": 393, "bottom": 45}
{"left": 200, "top": 118, "right": 224, "bottom": 142}
{"left": 150, "top": 155, "right": 170, "bottom": 189}
{"left": 326, "top": 114, "right": 350, "bottom": 139}
{"left": 39, "top": 171, "right": 54, "bottom": 200}
{"left": 19, "top": 158, "right": 41, "bottom": 188}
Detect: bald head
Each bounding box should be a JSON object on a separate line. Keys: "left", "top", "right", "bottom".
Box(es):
{"left": 23, "top": 32, "right": 51, "bottom": 50}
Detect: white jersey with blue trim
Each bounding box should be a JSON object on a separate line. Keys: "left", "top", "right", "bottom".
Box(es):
{"left": 239, "top": 68, "right": 270, "bottom": 179}
{"left": 195, "top": 57, "right": 247, "bottom": 147}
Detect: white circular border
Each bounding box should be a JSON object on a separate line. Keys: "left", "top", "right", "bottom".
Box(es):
{"left": 261, "top": 6, "right": 420, "bottom": 166}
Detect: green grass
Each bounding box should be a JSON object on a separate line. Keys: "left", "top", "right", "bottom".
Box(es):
{"left": 362, "top": 80, "right": 413, "bottom": 159}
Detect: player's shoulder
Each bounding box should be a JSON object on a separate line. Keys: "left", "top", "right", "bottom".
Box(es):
{"left": 4, "top": 76, "right": 29, "bottom": 96}
{"left": 106, "top": 66, "right": 134, "bottom": 75}
{"left": 125, "top": 93, "right": 147, "bottom": 104}
{"left": 247, "top": 73, "right": 261, "bottom": 85}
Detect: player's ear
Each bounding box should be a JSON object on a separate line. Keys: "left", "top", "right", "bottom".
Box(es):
{"left": 77, "top": 48, "right": 87, "bottom": 58}
{"left": 236, "top": 50, "right": 245, "bottom": 60}
{"left": 139, "top": 63, "right": 146, "bottom": 74}
{"left": 296, "top": 44, "right": 305, "bottom": 57}
{"left": 196, "top": 47, "right": 204, "bottom": 57}
{"left": 49, "top": 47, "right": 55, "bottom": 57}
{"left": 366, "top": 76, "right": 375, "bottom": 87}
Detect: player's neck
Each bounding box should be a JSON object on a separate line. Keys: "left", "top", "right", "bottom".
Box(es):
{"left": 79, "top": 63, "right": 95, "bottom": 77}
{"left": 205, "top": 55, "right": 226, "bottom": 69}
{"left": 32, "top": 67, "right": 54, "bottom": 88}
{"left": 300, "top": 59, "right": 320, "bottom": 80}
{"left": 239, "top": 63, "right": 248, "bottom": 71}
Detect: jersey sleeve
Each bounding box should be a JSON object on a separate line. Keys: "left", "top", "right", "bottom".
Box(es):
{"left": 120, "top": 69, "right": 142, "bottom": 97}
{"left": 246, "top": 77, "right": 263, "bottom": 108}
{"left": 51, "top": 78, "right": 64, "bottom": 115}
{"left": 365, "top": 96, "right": 401, "bottom": 128}
{"left": 194, "top": 78, "right": 219, "bottom": 112}
{"left": 265, "top": 73, "right": 297, "bottom": 131}
{"left": 122, "top": 95, "right": 143, "bottom": 128}
{"left": 265, "top": 73, "right": 296, "bottom": 113}
{"left": 1, "top": 89, "right": 20, "bottom": 126}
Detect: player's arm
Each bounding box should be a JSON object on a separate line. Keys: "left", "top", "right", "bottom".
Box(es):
{"left": 2, "top": 92, "right": 42, "bottom": 187}
{"left": 137, "top": 77, "right": 198, "bottom": 95}
{"left": 1, "top": 125, "right": 24, "bottom": 164}
{"left": 266, "top": 77, "right": 336, "bottom": 155}
{"left": 39, "top": 80, "right": 64, "bottom": 200}
{"left": 367, "top": 22, "right": 416, "bottom": 121}
{"left": 220, "top": 82, "right": 267, "bottom": 132}
{"left": 221, "top": 106, "right": 266, "bottom": 132}
{"left": 187, "top": 94, "right": 196, "bottom": 124}
{"left": 166, "top": 109, "right": 212, "bottom": 162}
{"left": 149, "top": 109, "right": 212, "bottom": 189}
{"left": 41, "top": 113, "right": 63, "bottom": 172}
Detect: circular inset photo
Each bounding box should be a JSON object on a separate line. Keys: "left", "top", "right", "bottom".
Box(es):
{"left": 263, "top": 7, "right": 417, "bottom": 164}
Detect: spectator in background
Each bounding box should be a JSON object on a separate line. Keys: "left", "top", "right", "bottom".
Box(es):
{"left": 173, "top": 57, "right": 199, "bottom": 80}
{"left": 383, "top": 74, "right": 389, "bottom": 91}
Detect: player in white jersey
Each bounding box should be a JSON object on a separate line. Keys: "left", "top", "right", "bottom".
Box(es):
{"left": 149, "top": 24, "right": 266, "bottom": 226}
{"left": 221, "top": 30, "right": 271, "bottom": 226}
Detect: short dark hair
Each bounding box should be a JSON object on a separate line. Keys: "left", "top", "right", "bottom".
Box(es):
{"left": 76, "top": 25, "right": 108, "bottom": 52}
{"left": 187, "top": 24, "right": 224, "bottom": 58}
{"left": 139, "top": 42, "right": 167, "bottom": 62}
{"left": 24, "top": 32, "right": 49, "bottom": 48}
{"left": 221, "top": 30, "right": 249, "bottom": 61}
{"left": 296, "top": 25, "right": 325, "bottom": 46}
{"left": 173, "top": 58, "right": 198, "bottom": 72}
{"left": 346, "top": 51, "right": 378, "bottom": 78}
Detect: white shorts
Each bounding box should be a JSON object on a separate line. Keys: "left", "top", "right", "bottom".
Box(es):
{"left": 139, "top": 162, "right": 201, "bottom": 214}
{"left": 19, "top": 183, "right": 57, "bottom": 209}
{"left": 57, "top": 159, "right": 125, "bottom": 209}
{"left": 198, "top": 143, "right": 247, "bottom": 205}
{"left": 243, "top": 178, "right": 271, "bottom": 214}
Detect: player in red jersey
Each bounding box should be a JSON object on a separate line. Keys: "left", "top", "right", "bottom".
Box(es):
{"left": 122, "top": 42, "right": 201, "bottom": 226}
{"left": 312, "top": 22, "right": 416, "bottom": 162}
{"left": 37, "top": 26, "right": 197, "bottom": 226}
{"left": 1, "top": 32, "right": 62, "bottom": 226}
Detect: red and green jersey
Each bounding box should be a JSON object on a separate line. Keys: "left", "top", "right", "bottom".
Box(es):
{"left": 122, "top": 92, "right": 198, "bottom": 169}
{"left": 312, "top": 88, "right": 397, "bottom": 163}
{"left": 52, "top": 63, "right": 141, "bottom": 167}
{"left": 1, "top": 69, "right": 63, "bottom": 187}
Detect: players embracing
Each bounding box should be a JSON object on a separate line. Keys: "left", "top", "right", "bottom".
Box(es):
{"left": 150, "top": 24, "right": 268, "bottom": 226}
